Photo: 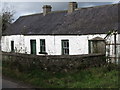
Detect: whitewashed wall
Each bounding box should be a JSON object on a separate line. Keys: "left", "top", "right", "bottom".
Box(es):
{"left": 1, "top": 35, "right": 25, "bottom": 53}
{"left": 1, "top": 34, "right": 120, "bottom": 55}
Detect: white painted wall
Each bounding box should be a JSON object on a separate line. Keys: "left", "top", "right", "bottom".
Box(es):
{"left": 1, "top": 35, "right": 25, "bottom": 53}
{"left": 1, "top": 34, "right": 120, "bottom": 56}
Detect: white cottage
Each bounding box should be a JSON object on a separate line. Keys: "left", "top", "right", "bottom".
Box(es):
{"left": 1, "top": 2, "right": 120, "bottom": 62}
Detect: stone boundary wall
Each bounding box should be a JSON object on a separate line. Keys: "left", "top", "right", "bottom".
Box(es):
{"left": 2, "top": 52, "right": 106, "bottom": 72}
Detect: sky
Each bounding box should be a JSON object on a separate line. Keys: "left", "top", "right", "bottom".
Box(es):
{"left": 1, "top": 0, "right": 119, "bottom": 21}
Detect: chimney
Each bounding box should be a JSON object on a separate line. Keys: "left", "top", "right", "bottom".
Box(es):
{"left": 43, "top": 5, "right": 52, "bottom": 16}
{"left": 68, "top": 2, "right": 78, "bottom": 13}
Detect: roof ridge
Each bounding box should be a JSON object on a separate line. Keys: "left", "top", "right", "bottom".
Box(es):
{"left": 19, "top": 3, "right": 118, "bottom": 18}
{"left": 20, "top": 13, "right": 43, "bottom": 18}
{"left": 20, "top": 10, "right": 67, "bottom": 18}
{"left": 76, "top": 3, "right": 118, "bottom": 11}
{"left": 49, "top": 10, "right": 67, "bottom": 13}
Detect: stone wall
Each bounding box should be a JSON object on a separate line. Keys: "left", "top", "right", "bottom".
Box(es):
{"left": 2, "top": 52, "right": 106, "bottom": 72}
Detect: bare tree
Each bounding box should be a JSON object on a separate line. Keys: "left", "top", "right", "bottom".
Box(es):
{"left": 1, "top": 3, "right": 15, "bottom": 31}
{"left": 0, "top": 14, "right": 2, "bottom": 31}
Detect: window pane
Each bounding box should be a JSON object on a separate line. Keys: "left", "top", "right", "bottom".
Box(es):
{"left": 65, "top": 49, "right": 67, "bottom": 54}
{"left": 64, "top": 42, "right": 67, "bottom": 47}
{"left": 67, "top": 41, "right": 69, "bottom": 48}
{"left": 66, "top": 49, "right": 69, "bottom": 55}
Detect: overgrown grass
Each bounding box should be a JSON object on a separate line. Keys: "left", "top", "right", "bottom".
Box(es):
{"left": 2, "top": 64, "right": 119, "bottom": 88}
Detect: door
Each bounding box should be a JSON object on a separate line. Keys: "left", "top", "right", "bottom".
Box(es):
{"left": 11, "top": 41, "right": 14, "bottom": 52}
{"left": 30, "top": 40, "right": 36, "bottom": 54}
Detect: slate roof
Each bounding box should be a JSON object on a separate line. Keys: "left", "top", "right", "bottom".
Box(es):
{"left": 2, "top": 3, "right": 120, "bottom": 35}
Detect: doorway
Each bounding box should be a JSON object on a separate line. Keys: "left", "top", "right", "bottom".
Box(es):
{"left": 89, "top": 37, "right": 106, "bottom": 54}
{"left": 30, "top": 40, "right": 36, "bottom": 54}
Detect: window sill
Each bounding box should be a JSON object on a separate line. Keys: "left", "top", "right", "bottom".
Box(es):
{"left": 39, "top": 52, "right": 48, "bottom": 54}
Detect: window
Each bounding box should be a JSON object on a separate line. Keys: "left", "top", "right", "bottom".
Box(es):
{"left": 11, "top": 41, "right": 14, "bottom": 52}
{"left": 62, "top": 40, "right": 69, "bottom": 55}
{"left": 40, "top": 39, "right": 46, "bottom": 53}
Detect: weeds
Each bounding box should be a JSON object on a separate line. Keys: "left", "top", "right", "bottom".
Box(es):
{"left": 2, "top": 63, "right": 119, "bottom": 88}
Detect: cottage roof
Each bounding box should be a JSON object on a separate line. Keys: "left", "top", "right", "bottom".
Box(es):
{"left": 2, "top": 3, "right": 120, "bottom": 35}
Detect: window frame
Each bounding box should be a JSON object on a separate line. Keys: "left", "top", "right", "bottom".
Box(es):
{"left": 39, "top": 39, "right": 46, "bottom": 54}
{"left": 61, "top": 40, "right": 69, "bottom": 55}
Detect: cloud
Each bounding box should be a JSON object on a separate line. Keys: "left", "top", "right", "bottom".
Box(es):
{"left": 1, "top": 0, "right": 120, "bottom": 2}
{"left": 111, "top": 0, "right": 119, "bottom": 4}
{"left": 8, "top": 2, "right": 68, "bottom": 20}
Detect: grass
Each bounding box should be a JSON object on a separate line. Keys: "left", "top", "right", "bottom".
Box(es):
{"left": 2, "top": 64, "right": 119, "bottom": 88}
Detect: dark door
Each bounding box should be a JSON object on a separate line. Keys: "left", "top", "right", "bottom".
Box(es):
{"left": 30, "top": 40, "right": 36, "bottom": 54}
{"left": 11, "top": 41, "right": 14, "bottom": 52}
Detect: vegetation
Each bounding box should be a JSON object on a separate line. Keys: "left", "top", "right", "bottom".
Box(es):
{"left": 1, "top": 3, "right": 15, "bottom": 31}
{"left": 3, "top": 63, "right": 119, "bottom": 88}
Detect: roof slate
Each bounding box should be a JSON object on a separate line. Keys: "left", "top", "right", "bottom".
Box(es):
{"left": 2, "top": 3, "right": 120, "bottom": 35}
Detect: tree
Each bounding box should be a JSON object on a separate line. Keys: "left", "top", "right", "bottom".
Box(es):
{"left": 0, "top": 14, "right": 2, "bottom": 30}
{"left": 1, "top": 3, "right": 15, "bottom": 31}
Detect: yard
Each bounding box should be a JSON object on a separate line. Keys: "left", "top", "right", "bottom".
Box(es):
{"left": 2, "top": 63, "right": 119, "bottom": 88}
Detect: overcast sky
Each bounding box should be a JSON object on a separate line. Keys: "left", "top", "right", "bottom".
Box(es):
{"left": 1, "top": 1, "right": 119, "bottom": 21}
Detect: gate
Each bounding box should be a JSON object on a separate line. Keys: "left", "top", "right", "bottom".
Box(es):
{"left": 105, "top": 31, "right": 120, "bottom": 64}
{"left": 106, "top": 43, "right": 120, "bottom": 64}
